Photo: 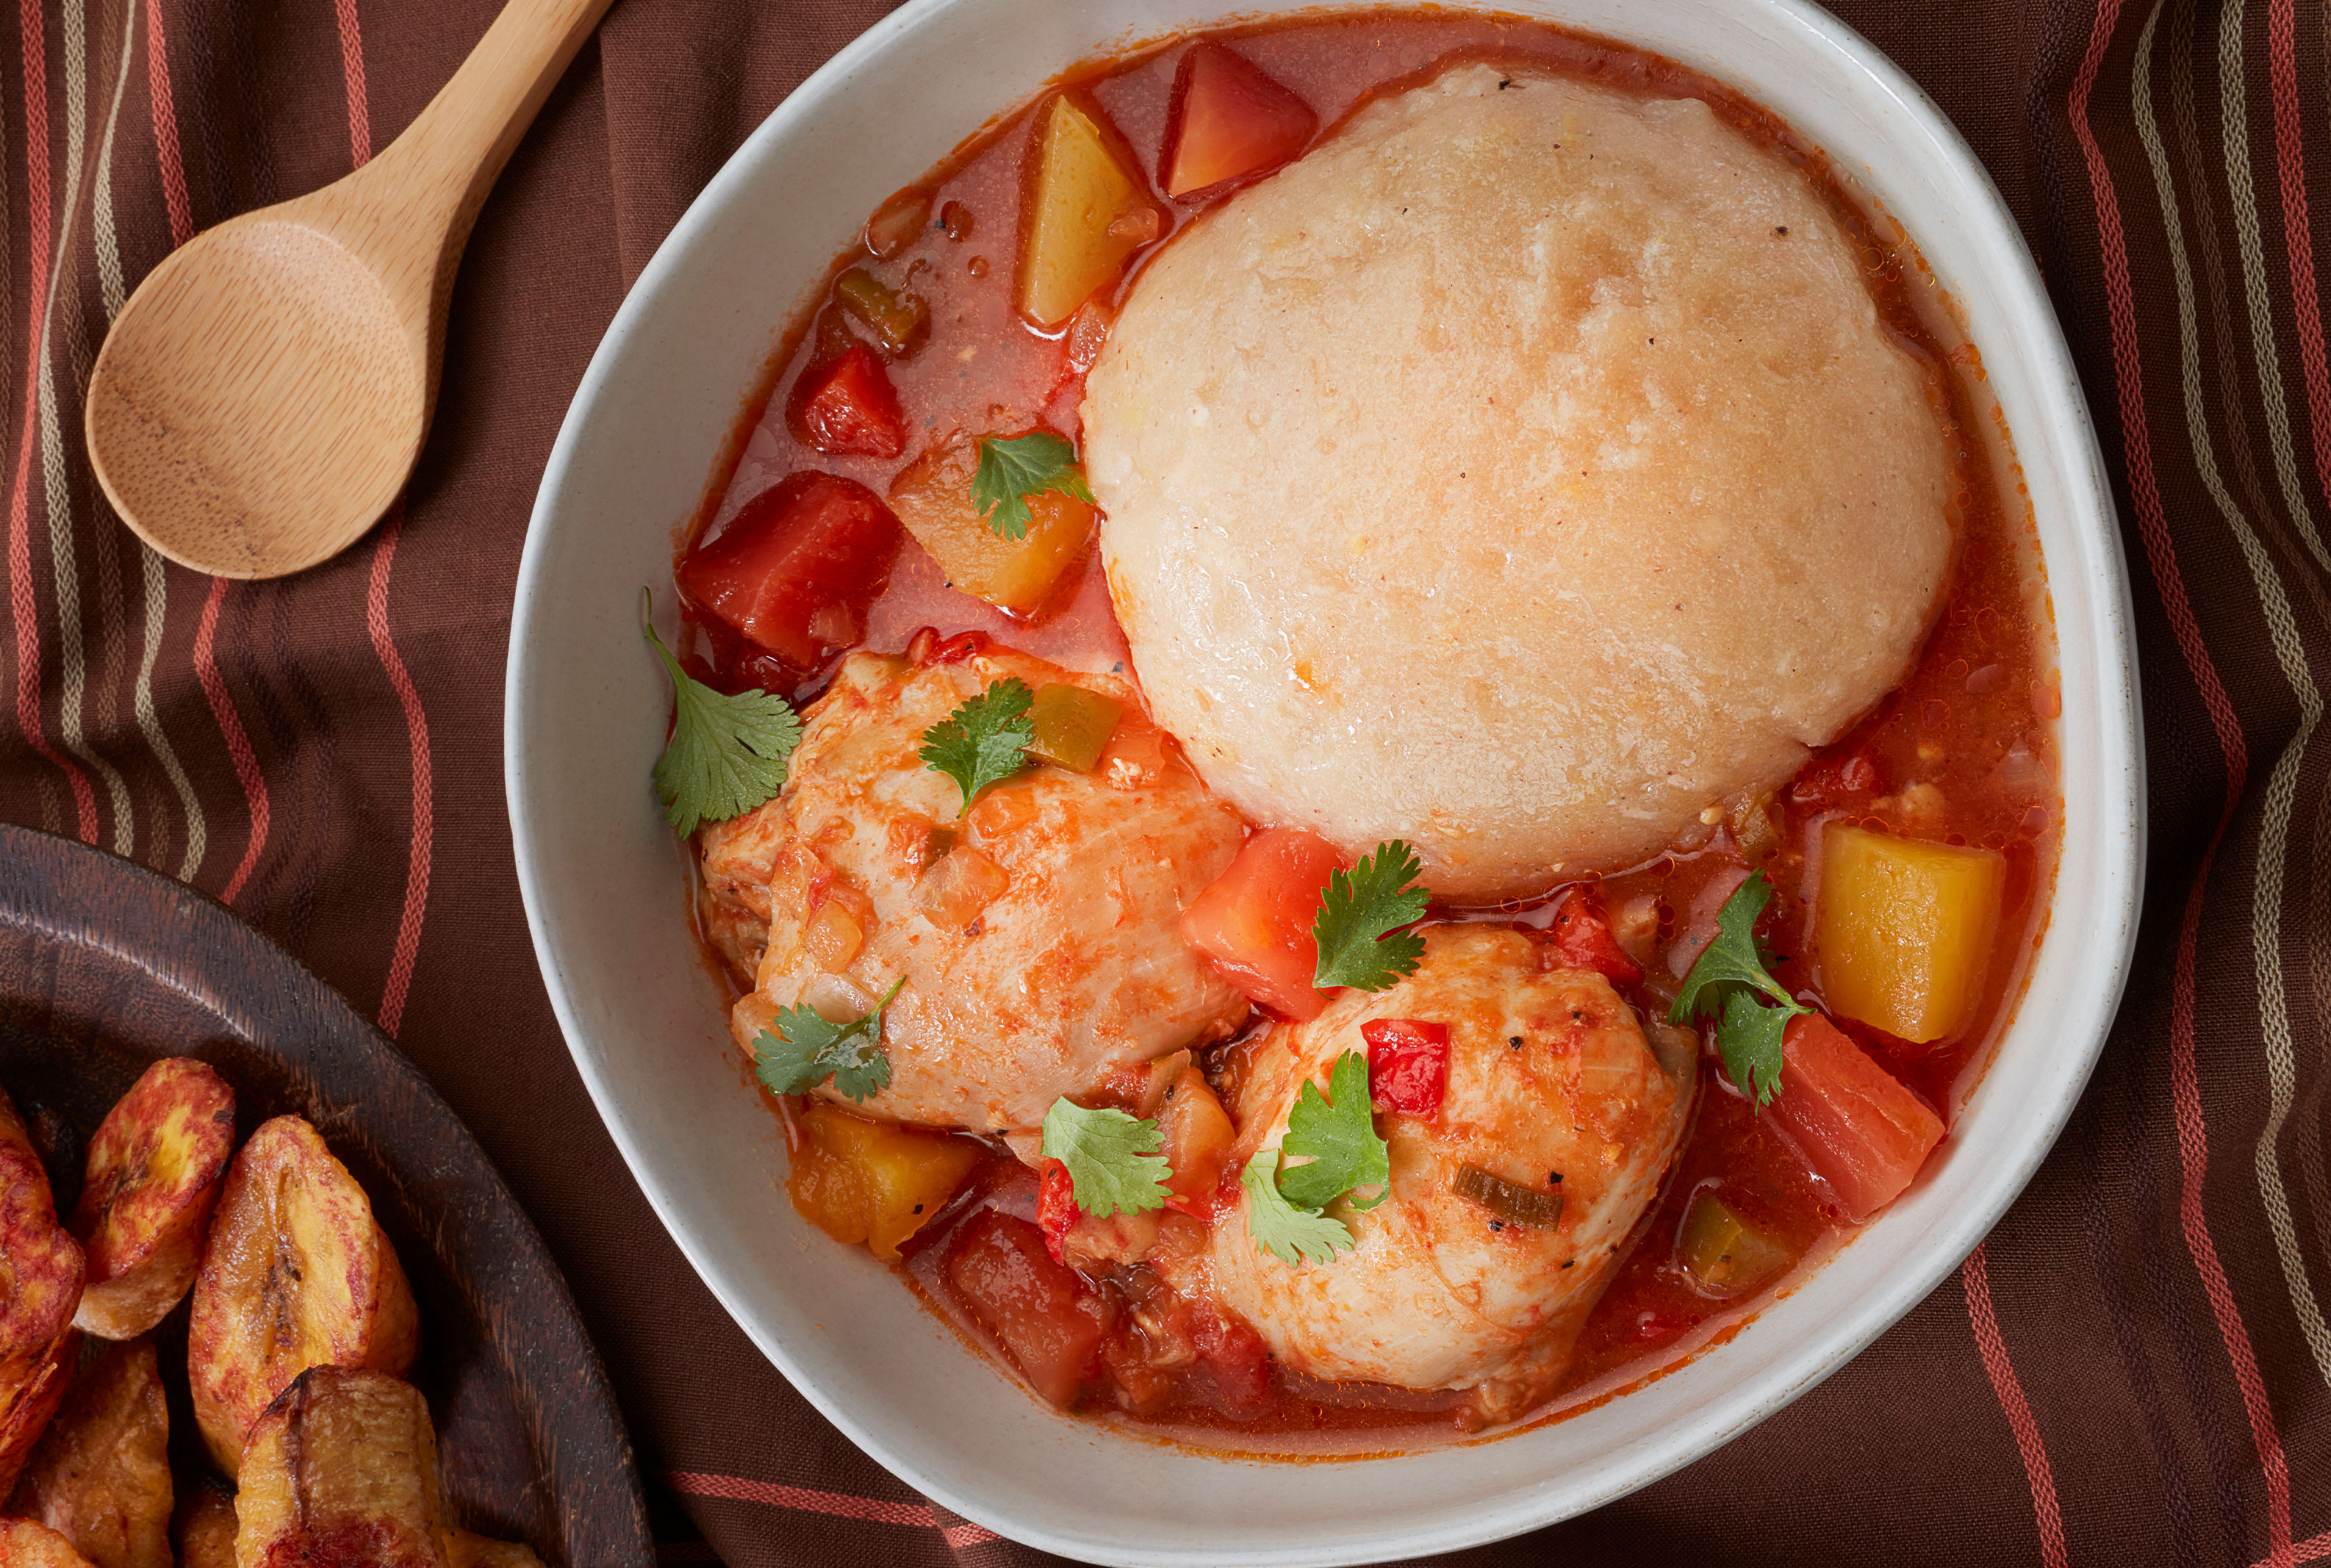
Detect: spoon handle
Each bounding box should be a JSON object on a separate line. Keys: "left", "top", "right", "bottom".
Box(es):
{"left": 356, "top": 0, "right": 617, "bottom": 293}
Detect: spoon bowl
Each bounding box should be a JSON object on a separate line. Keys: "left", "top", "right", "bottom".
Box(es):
{"left": 89, "top": 217, "right": 425, "bottom": 578}
{"left": 86, "top": 0, "right": 612, "bottom": 580}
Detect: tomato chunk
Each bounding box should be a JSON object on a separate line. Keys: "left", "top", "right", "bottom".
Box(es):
{"left": 1190, "top": 1305, "right": 1271, "bottom": 1411}
{"left": 1179, "top": 826, "right": 1342, "bottom": 1020}
{"left": 1036, "top": 1159, "right": 1078, "bottom": 1265}
{"left": 1361, "top": 1018, "right": 1449, "bottom": 1118}
{"left": 1157, "top": 1066, "right": 1233, "bottom": 1215}
{"left": 787, "top": 343, "right": 907, "bottom": 458}
{"left": 1770, "top": 1013, "right": 1944, "bottom": 1220}
{"left": 1790, "top": 744, "right": 1886, "bottom": 809}
{"left": 944, "top": 1211, "right": 1112, "bottom": 1408}
{"left": 1548, "top": 887, "right": 1644, "bottom": 988}
{"left": 1162, "top": 43, "right": 1318, "bottom": 197}
{"left": 679, "top": 472, "right": 903, "bottom": 669}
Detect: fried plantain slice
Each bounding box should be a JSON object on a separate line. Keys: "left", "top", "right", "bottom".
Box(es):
{"left": 170, "top": 1479, "right": 237, "bottom": 1568}
{"left": 233, "top": 1367, "right": 445, "bottom": 1568}
{"left": 441, "top": 1531, "right": 545, "bottom": 1568}
{"left": 0, "top": 1087, "right": 87, "bottom": 1500}
{"left": 187, "top": 1116, "right": 418, "bottom": 1476}
{"left": 8, "top": 1337, "right": 171, "bottom": 1568}
{"left": 0, "top": 1518, "right": 99, "bottom": 1567}
{"left": 68, "top": 1060, "right": 235, "bottom": 1340}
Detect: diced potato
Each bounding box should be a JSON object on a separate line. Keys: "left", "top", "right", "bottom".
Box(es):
{"left": 1027, "top": 684, "right": 1123, "bottom": 772}
{"left": 887, "top": 439, "right": 1094, "bottom": 612}
{"left": 786, "top": 1106, "right": 981, "bottom": 1261}
{"left": 1017, "top": 95, "right": 1158, "bottom": 328}
{"left": 1815, "top": 821, "right": 2005, "bottom": 1043}
{"left": 1675, "top": 1189, "right": 1792, "bottom": 1299}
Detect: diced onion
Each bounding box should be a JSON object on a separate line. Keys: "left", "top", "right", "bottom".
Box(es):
{"left": 912, "top": 844, "right": 1010, "bottom": 927}
{"left": 802, "top": 899, "right": 865, "bottom": 974}
{"left": 803, "top": 972, "right": 877, "bottom": 1024}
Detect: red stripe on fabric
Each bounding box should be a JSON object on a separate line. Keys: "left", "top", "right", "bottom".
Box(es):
{"left": 141, "top": 0, "right": 190, "bottom": 245}
{"left": 942, "top": 1522, "right": 1001, "bottom": 1548}
{"left": 664, "top": 1470, "right": 939, "bottom": 1530}
{"left": 331, "top": 0, "right": 370, "bottom": 165}
{"left": 7, "top": 0, "right": 100, "bottom": 842}
{"left": 148, "top": 0, "right": 269, "bottom": 898}
{"left": 193, "top": 578, "right": 268, "bottom": 904}
{"left": 1963, "top": 1246, "right": 2070, "bottom": 1568}
{"left": 2069, "top": 1, "right": 2294, "bottom": 1562}
{"left": 2265, "top": 0, "right": 2331, "bottom": 489}
{"left": 364, "top": 509, "right": 432, "bottom": 1038}
{"left": 333, "top": 0, "right": 431, "bottom": 1040}
{"left": 2258, "top": 1529, "right": 2331, "bottom": 1567}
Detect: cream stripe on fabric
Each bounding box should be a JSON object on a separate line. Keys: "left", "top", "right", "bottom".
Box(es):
{"left": 2218, "top": 0, "right": 2330, "bottom": 566}
{"left": 2138, "top": 0, "right": 2331, "bottom": 1389}
{"left": 90, "top": 0, "right": 198, "bottom": 880}
{"left": 40, "top": 0, "right": 134, "bottom": 854}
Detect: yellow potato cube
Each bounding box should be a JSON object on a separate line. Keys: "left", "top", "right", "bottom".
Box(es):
{"left": 1017, "top": 96, "right": 1157, "bottom": 328}
{"left": 1815, "top": 821, "right": 2005, "bottom": 1043}
{"left": 787, "top": 1105, "right": 981, "bottom": 1262}
{"left": 887, "top": 439, "right": 1095, "bottom": 612}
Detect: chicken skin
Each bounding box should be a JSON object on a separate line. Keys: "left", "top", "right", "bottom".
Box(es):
{"left": 1199, "top": 924, "right": 1694, "bottom": 1425}
{"left": 700, "top": 644, "right": 1251, "bottom": 1132}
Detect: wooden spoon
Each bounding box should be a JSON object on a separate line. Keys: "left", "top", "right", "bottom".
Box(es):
{"left": 85, "top": 0, "right": 614, "bottom": 579}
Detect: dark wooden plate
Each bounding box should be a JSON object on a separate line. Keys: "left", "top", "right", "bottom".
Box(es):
{"left": 0, "top": 823, "right": 649, "bottom": 1566}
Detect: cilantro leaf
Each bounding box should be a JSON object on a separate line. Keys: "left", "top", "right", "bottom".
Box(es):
{"left": 1040, "top": 1099, "right": 1171, "bottom": 1218}
{"left": 1312, "top": 840, "right": 1429, "bottom": 990}
{"left": 644, "top": 611, "right": 802, "bottom": 837}
{"left": 1275, "top": 1051, "right": 1390, "bottom": 1212}
{"left": 918, "top": 678, "right": 1035, "bottom": 816}
{"left": 1241, "top": 1150, "right": 1356, "bottom": 1267}
{"left": 1667, "top": 871, "right": 1807, "bottom": 1106}
{"left": 753, "top": 977, "right": 907, "bottom": 1102}
{"left": 1717, "top": 987, "right": 1793, "bottom": 1107}
{"left": 1668, "top": 874, "right": 1796, "bottom": 1021}
{"left": 970, "top": 431, "right": 1095, "bottom": 542}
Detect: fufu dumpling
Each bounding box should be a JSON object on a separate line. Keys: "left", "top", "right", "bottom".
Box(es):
{"left": 1083, "top": 64, "right": 1953, "bottom": 900}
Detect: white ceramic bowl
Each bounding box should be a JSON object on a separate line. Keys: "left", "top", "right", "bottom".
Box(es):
{"left": 506, "top": 3, "right": 2142, "bottom": 1562}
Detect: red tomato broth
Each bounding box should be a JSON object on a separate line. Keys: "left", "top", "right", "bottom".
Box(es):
{"left": 676, "top": 7, "right": 2061, "bottom": 1453}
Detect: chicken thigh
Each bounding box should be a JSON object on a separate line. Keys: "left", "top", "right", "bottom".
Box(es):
{"left": 701, "top": 644, "right": 1251, "bottom": 1132}
{"left": 1199, "top": 924, "right": 1694, "bottom": 1425}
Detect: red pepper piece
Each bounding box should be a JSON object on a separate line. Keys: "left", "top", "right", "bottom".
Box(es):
{"left": 924, "top": 629, "right": 992, "bottom": 666}
{"left": 1361, "top": 1018, "right": 1450, "bottom": 1119}
{"left": 1548, "top": 887, "right": 1644, "bottom": 988}
{"left": 788, "top": 342, "right": 908, "bottom": 458}
{"left": 1036, "top": 1159, "right": 1079, "bottom": 1265}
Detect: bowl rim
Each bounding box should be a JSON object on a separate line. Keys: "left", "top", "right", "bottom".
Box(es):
{"left": 506, "top": 1, "right": 2144, "bottom": 1561}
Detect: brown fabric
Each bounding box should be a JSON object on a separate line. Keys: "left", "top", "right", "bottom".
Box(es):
{"left": 1, "top": 0, "right": 2326, "bottom": 1564}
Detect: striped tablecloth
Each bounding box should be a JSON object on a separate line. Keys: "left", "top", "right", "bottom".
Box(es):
{"left": 3, "top": 0, "right": 2327, "bottom": 1562}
